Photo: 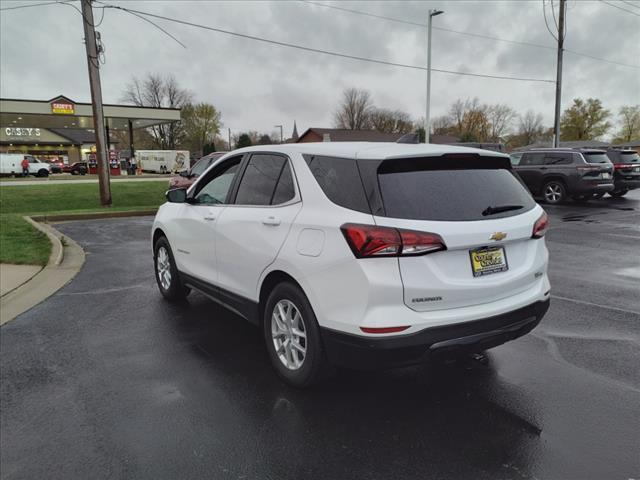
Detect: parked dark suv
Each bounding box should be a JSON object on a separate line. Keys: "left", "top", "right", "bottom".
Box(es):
{"left": 511, "top": 148, "right": 614, "bottom": 204}
{"left": 596, "top": 148, "right": 640, "bottom": 198}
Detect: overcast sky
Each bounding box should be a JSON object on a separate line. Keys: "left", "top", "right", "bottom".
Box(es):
{"left": 1, "top": 0, "right": 639, "bottom": 139}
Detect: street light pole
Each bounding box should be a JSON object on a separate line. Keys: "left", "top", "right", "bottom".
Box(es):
{"left": 274, "top": 125, "right": 283, "bottom": 143}
{"left": 425, "top": 9, "right": 443, "bottom": 144}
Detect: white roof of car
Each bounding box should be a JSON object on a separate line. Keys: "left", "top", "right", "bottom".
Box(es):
{"left": 229, "top": 142, "right": 506, "bottom": 160}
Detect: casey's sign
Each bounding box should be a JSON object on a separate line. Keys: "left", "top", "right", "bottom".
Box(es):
{"left": 51, "top": 100, "right": 74, "bottom": 115}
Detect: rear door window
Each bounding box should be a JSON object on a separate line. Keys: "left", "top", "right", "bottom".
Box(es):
{"left": 520, "top": 153, "right": 545, "bottom": 166}
{"left": 618, "top": 152, "right": 639, "bottom": 163}
{"left": 377, "top": 162, "right": 535, "bottom": 221}
{"left": 234, "top": 154, "right": 294, "bottom": 206}
{"left": 544, "top": 153, "right": 572, "bottom": 165}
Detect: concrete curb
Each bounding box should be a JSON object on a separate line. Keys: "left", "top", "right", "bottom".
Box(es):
{"left": 30, "top": 209, "right": 157, "bottom": 223}
{"left": 0, "top": 219, "right": 86, "bottom": 326}
{"left": 23, "top": 216, "right": 64, "bottom": 266}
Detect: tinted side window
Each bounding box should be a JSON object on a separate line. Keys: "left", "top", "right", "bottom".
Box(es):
{"left": 304, "top": 155, "right": 370, "bottom": 213}
{"left": 271, "top": 162, "right": 295, "bottom": 205}
{"left": 520, "top": 153, "right": 545, "bottom": 166}
{"left": 544, "top": 153, "right": 572, "bottom": 165}
{"left": 235, "top": 154, "right": 286, "bottom": 206}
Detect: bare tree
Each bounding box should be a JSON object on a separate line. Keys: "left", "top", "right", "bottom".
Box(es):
{"left": 431, "top": 115, "right": 454, "bottom": 136}
{"left": 369, "top": 108, "right": 413, "bottom": 133}
{"left": 518, "top": 110, "right": 546, "bottom": 146}
{"left": 615, "top": 105, "right": 640, "bottom": 143}
{"left": 487, "top": 104, "right": 517, "bottom": 142}
{"left": 333, "top": 88, "right": 373, "bottom": 130}
{"left": 122, "top": 73, "right": 193, "bottom": 149}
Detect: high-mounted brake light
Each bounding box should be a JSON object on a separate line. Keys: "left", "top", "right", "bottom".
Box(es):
{"left": 360, "top": 326, "right": 410, "bottom": 334}
{"left": 532, "top": 212, "right": 549, "bottom": 239}
{"left": 341, "top": 223, "right": 446, "bottom": 258}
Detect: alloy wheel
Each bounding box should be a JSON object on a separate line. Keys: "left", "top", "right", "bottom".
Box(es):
{"left": 271, "top": 299, "right": 307, "bottom": 370}
{"left": 156, "top": 246, "right": 172, "bottom": 291}
{"left": 544, "top": 183, "right": 562, "bottom": 203}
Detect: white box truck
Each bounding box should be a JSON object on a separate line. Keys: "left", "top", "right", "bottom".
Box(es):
{"left": 136, "top": 150, "right": 190, "bottom": 174}
{"left": 0, "top": 153, "right": 51, "bottom": 177}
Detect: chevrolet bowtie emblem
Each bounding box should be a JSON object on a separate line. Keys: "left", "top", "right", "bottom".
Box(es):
{"left": 490, "top": 232, "right": 507, "bottom": 241}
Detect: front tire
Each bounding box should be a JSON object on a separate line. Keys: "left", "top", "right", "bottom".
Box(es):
{"left": 154, "top": 236, "right": 190, "bottom": 302}
{"left": 542, "top": 180, "right": 566, "bottom": 204}
{"left": 37, "top": 169, "right": 49, "bottom": 177}
{"left": 263, "top": 282, "right": 326, "bottom": 388}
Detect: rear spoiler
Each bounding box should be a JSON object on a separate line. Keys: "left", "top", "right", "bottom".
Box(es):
{"left": 377, "top": 154, "right": 512, "bottom": 174}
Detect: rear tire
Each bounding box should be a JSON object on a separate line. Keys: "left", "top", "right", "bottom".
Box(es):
{"left": 263, "top": 282, "right": 326, "bottom": 388}
{"left": 153, "top": 236, "right": 190, "bottom": 302}
{"left": 609, "top": 189, "right": 628, "bottom": 198}
{"left": 542, "top": 180, "right": 566, "bottom": 204}
{"left": 37, "top": 169, "right": 49, "bottom": 177}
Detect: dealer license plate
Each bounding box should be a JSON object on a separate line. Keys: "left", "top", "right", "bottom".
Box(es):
{"left": 470, "top": 246, "right": 508, "bottom": 277}
{"left": 601, "top": 172, "right": 611, "bottom": 179}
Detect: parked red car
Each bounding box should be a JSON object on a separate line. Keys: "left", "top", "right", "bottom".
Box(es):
{"left": 168, "top": 152, "right": 227, "bottom": 189}
{"left": 62, "top": 162, "right": 88, "bottom": 175}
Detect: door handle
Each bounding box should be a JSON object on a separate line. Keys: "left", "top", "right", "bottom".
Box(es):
{"left": 204, "top": 213, "right": 216, "bottom": 221}
{"left": 540, "top": 167, "right": 547, "bottom": 170}
{"left": 262, "top": 215, "right": 281, "bottom": 226}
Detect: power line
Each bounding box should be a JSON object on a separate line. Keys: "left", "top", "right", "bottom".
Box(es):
{"left": 302, "top": 0, "right": 640, "bottom": 69}
{"left": 599, "top": 0, "right": 640, "bottom": 16}
{"left": 619, "top": 0, "right": 640, "bottom": 10}
{"left": 0, "top": 0, "right": 67, "bottom": 11}
{"left": 96, "top": 2, "right": 554, "bottom": 83}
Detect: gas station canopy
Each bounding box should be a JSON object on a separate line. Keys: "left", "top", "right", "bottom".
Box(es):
{"left": 0, "top": 95, "right": 180, "bottom": 132}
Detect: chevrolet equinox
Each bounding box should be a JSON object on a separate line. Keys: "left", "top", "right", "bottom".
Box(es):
{"left": 152, "top": 143, "right": 550, "bottom": 387}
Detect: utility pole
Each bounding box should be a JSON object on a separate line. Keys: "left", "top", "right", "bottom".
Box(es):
{"left": 274, "top": 125, "right": 283, "bottom": 143}
{"left": 81, "top": 0, "right": 111, "bottom": 206}
{"left": 228, "top": 128, "right": 232, "bottom": 150}
{"left": 553, "top": 0, "right": 566, "bottom": 148}
{"left": 425, "top": 9, "right": 444, "bottom": 144}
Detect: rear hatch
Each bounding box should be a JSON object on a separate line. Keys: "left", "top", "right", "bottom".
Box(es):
{"left": 580, "top": 151, "right": 614, "bottom": 183}
{"left": 611, "top": 151, "right": 640, "bottom": 177}
{"left": 362, "top": 154, "right": 545, "bottom": 312}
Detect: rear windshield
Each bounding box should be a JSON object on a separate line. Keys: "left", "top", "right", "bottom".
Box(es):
{"left": 583, "top": 152, "right": 611, "bottom": 164}
{"left": 378, "top": 166, "right": 536, "bottom": 221}
{"left": 618, "top": 152, "right": 639, "bottom": 163}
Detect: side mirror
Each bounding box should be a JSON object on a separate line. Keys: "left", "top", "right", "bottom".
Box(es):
{"left": 179, "top": 170, "right": 190, "bottom": 177}
{"left": 166, "top": 188, "right": 187, "bottom": 203}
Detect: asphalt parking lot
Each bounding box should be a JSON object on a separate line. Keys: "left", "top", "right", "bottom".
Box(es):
{"left": 1, "top": 192, "right": 639, "bottom": 480}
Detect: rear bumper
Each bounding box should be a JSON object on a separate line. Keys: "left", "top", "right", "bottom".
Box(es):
{"left": 572, "top": 182, "right": 614, "bottom": 194}
{"left": 321, "top": 299, "right": 550, "bottom": 369}
{"left": 614, "top": 177, "right": 640, "bottom": 190}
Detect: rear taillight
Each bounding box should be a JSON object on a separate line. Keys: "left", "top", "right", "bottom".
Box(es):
{"left": 532, "top": 212, "right": 549, "bottom": 239}
{"left": 613, "top": 163, "right": 633, "bottom": 170}
{"left": 341, "top": 223, "right": 446, "bottom": 258}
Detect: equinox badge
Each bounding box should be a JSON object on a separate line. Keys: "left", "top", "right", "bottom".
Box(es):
{"left": 490, "top": 232, "right": 507, "bottom": 241}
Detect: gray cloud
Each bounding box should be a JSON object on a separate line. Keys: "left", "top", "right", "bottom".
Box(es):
{"left": 1, "top": 0, "right": 638, "bottom": 138}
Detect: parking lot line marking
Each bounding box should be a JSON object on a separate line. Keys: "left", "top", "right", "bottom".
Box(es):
{"left": 551, "top": 295, "right": 640, "bottom": 316}
{"left": 603, "top": 233, "right": 640, "bottom": 240}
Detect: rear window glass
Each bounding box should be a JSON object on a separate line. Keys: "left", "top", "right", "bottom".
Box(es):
{"left": 583, "top": 153, "right": 611, "bottom": 164}
{"left": 618, "top": 152, "right": 639, "bottom": 163}
{"left": 378, "top": 167, "right": 536, "bottom": 221}
{"left": 191, "top": 158, "right": 212, "bottom": 176}
{"left": 305, "top": 155, "right": 370, "bottom": 213}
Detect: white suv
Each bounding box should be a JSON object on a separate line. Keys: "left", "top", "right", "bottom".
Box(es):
{"left": 152, "top": 143, "right": 550, "bottom": 387}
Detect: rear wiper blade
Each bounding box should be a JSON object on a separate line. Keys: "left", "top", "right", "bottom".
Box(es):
{"left": 482, "top": 204, "right": 523, "bottom": 216}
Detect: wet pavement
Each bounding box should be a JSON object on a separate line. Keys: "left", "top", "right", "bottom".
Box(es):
{"left": 1, "top": 192, "right": 639, "bottom": 480}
